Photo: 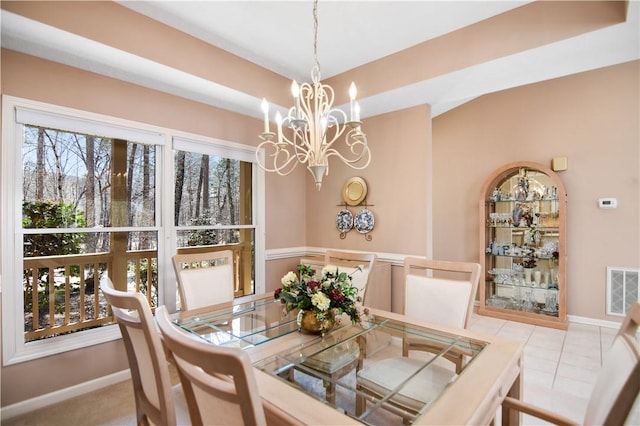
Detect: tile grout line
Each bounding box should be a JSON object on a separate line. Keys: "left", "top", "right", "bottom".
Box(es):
{"left": 550, "top": 327, "right": 568, "bottom": 388}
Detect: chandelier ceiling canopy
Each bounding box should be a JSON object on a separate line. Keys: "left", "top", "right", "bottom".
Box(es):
{"left": 256, "top": 0, "right": 371, "bottom": 190}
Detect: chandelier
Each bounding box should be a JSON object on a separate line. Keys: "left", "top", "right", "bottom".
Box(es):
{"left": 256, "top": 0, "right": 371, "bottom": 190}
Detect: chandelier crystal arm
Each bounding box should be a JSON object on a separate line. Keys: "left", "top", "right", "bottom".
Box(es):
{"left": 255, "top": 0, "right": 371, "bottom": 190}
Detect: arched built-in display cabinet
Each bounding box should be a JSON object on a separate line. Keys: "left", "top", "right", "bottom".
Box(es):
{"left": 478, "top": 162, "right": 567, "bottom": 329}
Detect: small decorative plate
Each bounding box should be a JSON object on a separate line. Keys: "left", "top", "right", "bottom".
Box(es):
{"left": 336, "top": 209, "right": 353, "bottom": 233}
{"left": 343, "top": 177, "right": 368, "bottom": 206}
{"left": 354, "top": 209, "right": 375, "bottom": 234}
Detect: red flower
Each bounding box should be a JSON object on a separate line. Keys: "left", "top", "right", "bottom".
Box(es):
{"left": 307, "top": 280, "right": 320, "bottom": 291}
{"left": 274, "top": 288, "right": 281, "bottom": 299}
{"left": 328, "top": 288, "right": 345, "bottom": 302}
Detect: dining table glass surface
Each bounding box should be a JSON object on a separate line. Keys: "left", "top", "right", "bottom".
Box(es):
{"left": 253, "top": 314, "right": 488, "bottom": 425}
{"left": 173, "top": 296, "right": 300, "bottom": 348}
{"left": 175, "top": 297, "right": 491, "bottom": 425}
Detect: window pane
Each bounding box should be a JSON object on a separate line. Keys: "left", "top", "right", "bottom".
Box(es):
{"left": 174, "top": 152, "right": 251, "bottom": 226}
{"left": 22, "top": 126, "right": 156, "bottom": 228}
{"left": 176, "top": 228, "right": 239, "bottom": 247}
{"left": 21, "top": 125, "right": 158, "bottom": 342}
{"left": 22, "top": 231, "right": 158, "bottom": 342}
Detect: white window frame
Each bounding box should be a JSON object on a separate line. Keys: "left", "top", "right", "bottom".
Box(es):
{"left": 1, "top": 96, "right": 265, "bottom": 365}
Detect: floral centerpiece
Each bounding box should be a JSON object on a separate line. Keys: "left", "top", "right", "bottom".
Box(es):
{"left": 274, "top": 264, "right": 365, "bottom": 333}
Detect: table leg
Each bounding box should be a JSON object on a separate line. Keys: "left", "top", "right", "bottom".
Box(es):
{"left": 502, "top": 360, "right": 522, "bottom": 426}
{"left": 324, "top": 380, "right": 336, "bottom": 405}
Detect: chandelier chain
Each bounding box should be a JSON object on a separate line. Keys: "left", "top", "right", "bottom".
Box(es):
{"left": 256, "top": 0, "right": 370, "bottom": 190}
{"left": 312, "top": 0, "right": 320, "bottom": 77}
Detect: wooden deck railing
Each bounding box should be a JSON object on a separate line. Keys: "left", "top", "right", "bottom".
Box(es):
{"left": 126, "top": 249, "right": 158, "bottom": 307}
{"left": 23, "top": 243, "right": 253, "bottom": 341}
{"left": 23, "top": 252, "right": 115, "bottom": 341}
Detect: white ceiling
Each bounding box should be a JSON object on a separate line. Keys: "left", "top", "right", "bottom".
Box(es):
{"left": 117, "top": 0, "right": 532, "bottom": 81}
{"left": 2, "top": 1, "right": 639, "bottom": 118}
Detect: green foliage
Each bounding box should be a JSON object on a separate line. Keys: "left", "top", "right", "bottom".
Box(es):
{"left": 22, "top": 201, "right": 87, "bottom": 325}
{"left": 187, "top": 214, "right": 219, "bottom": 246}
{"left": 23, "top": 201, "right": 86, "bottom": 257}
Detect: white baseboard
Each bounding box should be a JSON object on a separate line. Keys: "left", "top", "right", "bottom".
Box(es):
{"left": 1, "top": 369, "right": 131, "bottom": 421}
{"left": 567, "top": 314, "right": 621, "bottom": 329}
{"left": 473, "top": 301, "right": 622, "bottom": 330}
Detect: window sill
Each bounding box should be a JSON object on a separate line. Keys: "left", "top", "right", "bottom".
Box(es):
{"left": 4, "top": 324, "right": 122, "bottom": 366}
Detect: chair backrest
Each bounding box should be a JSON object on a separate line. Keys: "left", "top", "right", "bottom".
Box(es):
{"left": 100, "top": 278, "right": 178, "bottom": 426}
{"left": 172, "top": 250, "right": 234, "bottom": 310}
{"left": 324, "top": 250, "right": 376, "bottom": 305}
{"left": 403, "top": 257, "right": 481, "bottom": 329}
{"left": 155, "top": 306, "right": 267, "bottom": 426}
{"left": 583, "top": 301, "right": 640, "bottom": 426}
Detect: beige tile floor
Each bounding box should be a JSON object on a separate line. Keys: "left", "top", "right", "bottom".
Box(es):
{"left": 4, "top": 313, "right": 640, "bottom": 425}
{"left": 468, "top": 313, "right": 640, "bottom": 426}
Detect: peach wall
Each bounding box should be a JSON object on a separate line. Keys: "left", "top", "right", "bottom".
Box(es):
{"left": 433, "top": 60, "right": 640, "bottom": 321}
{"left": 305, "top": 105, "right": 431, "bottom": 256}
{"left": 1, "top": 50, "right": 264, "bottom": 143}
{"left": 0, "top": 311, "right": 130, "bottom": 408}
{"left": 328, "top": 1, "right": 626, "bottom": 104}
{"left": 0, "top": 49, "right": 306, "bottom": 406}
{"left": 0, "top": 0, "right": 637, "bottom": 409}
{"left": 1, "top": 1, "right": 292, "bottom": 105}
{"left": 302, "top": 105, "right": 431, "bottom": 314}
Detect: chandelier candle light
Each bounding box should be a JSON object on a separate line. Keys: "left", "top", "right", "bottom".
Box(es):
{"left": 256, "top": 0, "right": 371, "bottom": 190}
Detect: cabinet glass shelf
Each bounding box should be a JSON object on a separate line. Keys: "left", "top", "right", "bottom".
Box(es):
{"left": 487, "top": 226, "right": 559, "bottom": 230}
{"left": 486, "top": 198, "right": 560, "bottom": 204}
{"left": 488, "top": 254, "right": 557, "bottom": 260}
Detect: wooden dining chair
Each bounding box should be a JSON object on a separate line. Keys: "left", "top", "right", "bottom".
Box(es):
{"left": 172, "top": 249, "right": 234, "bottom": 310}
{"left": 503, "top": 301, "right": 640, "bottom": 426}
{"left": 100, "top": 278, "right": 189, "bottom": 426}
{"left": 324, "top": 250, "right": 377, "bottom": 306}
{"left": 400, "top": 257, "right": 481, "bottom": 370}
{"left": 155, "top": 305, "right": 267, "bottom": 426}
{"left": 355, "top": 257, "right": 481, "bottom": 419}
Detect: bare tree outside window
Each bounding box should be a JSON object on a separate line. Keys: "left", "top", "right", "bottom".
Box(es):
{"left": 18, "top": 122, "right": 255, "bottom": 343}
{"left": 21, "top": 125, "right": 157, "bottom": 341}
{"left": 174, "top": 151, "right": 244, "bottom": 247}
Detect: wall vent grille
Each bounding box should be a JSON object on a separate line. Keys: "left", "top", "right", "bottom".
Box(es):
{"left": 607, "top": 267, "right": 639, "bottom": 317}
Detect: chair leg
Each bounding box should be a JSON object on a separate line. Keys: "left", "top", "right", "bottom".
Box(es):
{"left": 355, "top": 387, "right": 365, "bottom": 416}
{"left": 455, "top": 355, "right": 463, "bottom": 374}
{"left": 277, "top": 366, "right": 294, "bottom": 384}
{"left": 324, "top": 380, "right": 336, "bottom": 405}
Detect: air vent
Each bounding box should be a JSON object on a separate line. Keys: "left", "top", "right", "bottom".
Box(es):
{"left": 607, "top": 267, "right": 639, "bottom": 317}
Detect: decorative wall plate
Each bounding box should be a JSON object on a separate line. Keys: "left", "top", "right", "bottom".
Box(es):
{"left": 336, "top": 209, "right": 353, "bottom": 233}
{"left": 342, "top": 177, "right": 368, "bottom": 206}
{"left": 354, "top": 209, "right": 375, "bottom": 234}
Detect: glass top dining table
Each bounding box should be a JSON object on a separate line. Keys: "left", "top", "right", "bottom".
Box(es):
{"left": 174, "top": 295, "right": 523, "bottom": 425}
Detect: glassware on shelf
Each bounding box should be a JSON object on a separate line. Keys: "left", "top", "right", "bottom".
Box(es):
{"left": 530, "top": 290, "right": 540, "bottom": 313}
{"left": 543, "top": 290, "right": 559, "bottom": 314}
{"left": 510, "top": 286, "right": 522, "bottom": 311}
{"left": 522, "top": 290, "right": 534, "bottom": 312}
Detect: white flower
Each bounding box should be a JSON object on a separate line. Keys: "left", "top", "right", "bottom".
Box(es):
{"left": 281, "top": 271, "right": 297, "bottom": 286}
{"left": 311, "top": 292, "right": 330, "bottom": 311}
{"left": 321, "top": 265, "right": 338, "bottom": 276}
